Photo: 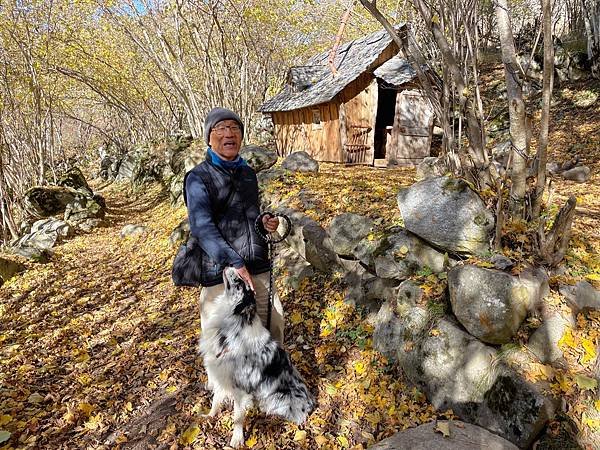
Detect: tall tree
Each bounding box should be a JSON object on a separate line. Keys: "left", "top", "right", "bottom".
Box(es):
{"left": 580, "top": 0, "right": 600, "bottom": 77}
{"left": 495, "top": 0, "right": 529, "bottom": 216}
{"left": 533, "top": 0, "right": 554, "bottom": 218}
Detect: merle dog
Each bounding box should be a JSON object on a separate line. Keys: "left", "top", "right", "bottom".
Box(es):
{"left": 199, "top": 267, "right": 316, "bottom": 447}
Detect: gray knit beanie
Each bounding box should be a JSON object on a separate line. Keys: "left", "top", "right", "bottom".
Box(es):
{"left": 204, "top": 107, "right": 244, "bottom": 145}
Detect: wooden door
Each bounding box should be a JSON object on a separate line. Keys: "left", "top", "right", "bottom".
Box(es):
{"left": 341, "top": 79, "right": 377, "bottom": 165}
{"left": 388, "top": 90, "right": 434, "bottom": 166}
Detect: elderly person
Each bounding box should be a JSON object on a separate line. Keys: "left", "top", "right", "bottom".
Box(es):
{"left": 184, "top": 107, "right": 284, "bottom": 343}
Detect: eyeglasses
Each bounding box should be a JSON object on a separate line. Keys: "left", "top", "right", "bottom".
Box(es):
{"left": 211, "top": 125, "right": 242, "bottom": 136}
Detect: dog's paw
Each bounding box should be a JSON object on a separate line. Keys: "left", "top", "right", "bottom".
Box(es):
{"left": 229, "top": 431, "right": 245, "bottom": 448}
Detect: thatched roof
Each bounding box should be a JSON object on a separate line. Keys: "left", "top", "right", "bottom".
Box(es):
{"left": 260, "top": 25, "right": 408, "bottom": 113}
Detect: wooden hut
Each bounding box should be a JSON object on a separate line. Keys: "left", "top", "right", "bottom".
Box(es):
{"left": 259, "top": 26, "right": 435, "bottom": 167}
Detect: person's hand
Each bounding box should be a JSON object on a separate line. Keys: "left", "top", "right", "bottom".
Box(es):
{"left": 262, "top": 214, "right": 279, "bottom": 233}
{"left": 235, "top": 266, "right": 255, "bottom": 291}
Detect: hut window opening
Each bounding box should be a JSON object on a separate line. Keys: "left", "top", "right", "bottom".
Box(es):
{"left": 312, "top": 108, "right": 322, "bottom": 129}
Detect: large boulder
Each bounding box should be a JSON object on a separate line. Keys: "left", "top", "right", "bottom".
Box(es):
{"left": 560, "top": 165, "right": 591, "bottom": 183}
{"left": 13, "top": 218, "right": 72, "bottom": 251}
{"left": 64, "top": 194, "right": 106, "bottom": 225}
{"left": 99, "top": 155, "right": 116, "bottom": 180}
{"left": 281, "top": 151, "right": 319, "bottom": 173}
{"left": 559, "top": 281, "right": 600, "bottom": 314}
{"left": 353, "top": 229, "right": 448, "bottom": 280}
{"left": 257, "top": 168, "right": 287, "bottom": 193}
{"left": 164, "top": 141, "right": 210, "bottom": 206}
{"left": 23, "top": 186, "right": 79, "bottom": 218}
{"left": 115, "top": 146, "right": 165, "bottom": 185}
{"left": 372, "top": 302, "right": 431, "bottom": 365}
{"left": 10, "top": 246, "right": 51, "bottom": 263}
{"left": 161, "top": 134, "right": 194, "bottom": 175}
{"left": 275, "top": 207, "right": 340, "bottom": 273}
{"left": 368, "top": 421, "right": 519, "bottom": 450}
{"left": 517, "top": 54, "right": 543, "bottom": 81}
{"left": 344, "top": 264, "right": 401, "bottom": 310}
{"left": 169, "top": 171, "right": 185, "bottom": 206}
{"left": 397, "top": 176, "right": 494, "bottom": 255}
{"left": 373, "top": 311, "right": 556, "bottom": 448}
{"left": 240, "top": 145, "right": 278, "bottom": 173}
{"left": 164, "top": 137, "right": 205, "bottom": 177}
{"left": 448, "top": 265, "right": 544, "bottom": 344}
{"left": 116, "top": 153, "right": 139, "bottom": 181}
{"left": 0, "top": 257, "right": 26, "bottom": 285}
{"left": 132, "top": 153, "right": 165, "bottom": 185}
{"left": 328, "top": 213, "right": 374, "bottom": 256}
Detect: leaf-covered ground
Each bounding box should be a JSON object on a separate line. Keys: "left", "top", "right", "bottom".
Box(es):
{"left": 0, "top": 178, "right": 447, "bottom": 450}
{"left": 1, "top": 78, "right": 600, "bottom": 449}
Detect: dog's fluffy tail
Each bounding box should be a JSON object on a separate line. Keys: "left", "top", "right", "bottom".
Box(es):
{"left": 256, "top": 347, "right": 316, "bottom": 424}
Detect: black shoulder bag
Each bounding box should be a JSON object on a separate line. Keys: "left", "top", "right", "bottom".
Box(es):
{"left": 171, "top": 170, "right": 236, "bottom": 287}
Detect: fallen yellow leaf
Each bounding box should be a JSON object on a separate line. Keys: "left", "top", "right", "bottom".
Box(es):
{"left": 435, "top": 421, "right": 451, "bottom": 437}
{"left": 79, "top": 403, "right": 94, "bottom": 416}
{"left": 583, "top": 413, "right": 600, "bottom": 430}
{"left": 180, "top": 425, "right": 200, "bottom": 445}
{"left": 28, "top": 392, "right": 44, "bottom": 404}
{"left": 353, "top": 361, "right": 366, "bottom": 375}
{"left": 294, "top": 430, "right": 307, "bottom": 441}
{"left": 84, "top": 414, "right": 102, "bottom": 431}
{"left": 558, "top": 328, "right": 578, "bottom": 350}
{"left": 337, "top": 434, "right": 350, "bottom": 448}
{"left": 581, "top": 338, "right": 597, "bottom": 365}
{"left": 290, "top": 311, "right": 302, "bottom": 325}
{"left": 246, "top": 434, "right": 258, "bottom": 447}
{"left": 315, "top": 435, "right": 329, "bottom": 446}
{"left": 325, "top": 383, "right": 338, "bottom": 395}
{"left": 575, "top": 374, "right": 597, "bottom": 391}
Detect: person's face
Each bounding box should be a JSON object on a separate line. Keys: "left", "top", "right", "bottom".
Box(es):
{"left": 209, "top": 119, "right": 242, "bottom": 161}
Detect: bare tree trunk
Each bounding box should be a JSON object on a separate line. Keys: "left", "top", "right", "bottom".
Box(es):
{"left": 581, "top": 0, "right": 600, "bottom": 78}
{"left": 0, "top": 149, "right": 19, "bottom": 241}
{"left": 495, "top": 0, "right": 529, "bottom": 216}
{"left": 533, "top": 0, "right": 554, "bottom": 219}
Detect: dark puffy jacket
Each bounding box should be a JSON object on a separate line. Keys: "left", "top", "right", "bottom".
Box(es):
{"left": 184, "top": 155, "right": 269, "bottom": 286}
